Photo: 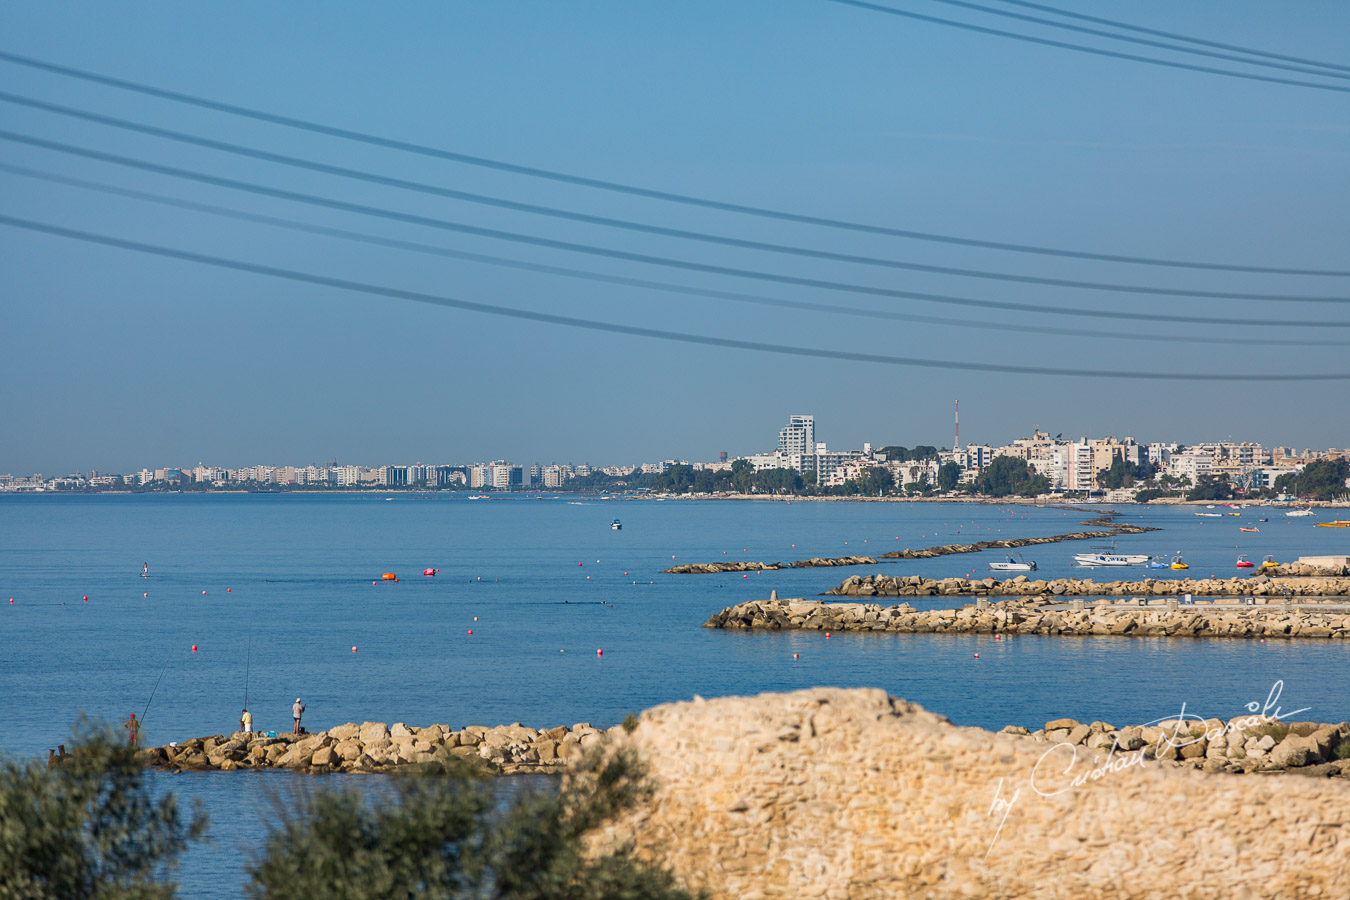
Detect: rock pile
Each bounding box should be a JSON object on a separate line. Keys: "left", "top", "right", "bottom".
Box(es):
{"left": 1265, "top": 561, "right": 1350, "bottom": 577}
{"left": 141, "top": 720, "right": 621, "bottom": 775}
{"left": 703, "top": 597, "right": 1350, "bottom": 638}
{"left": 592, "top": 688, "right": 1350, "bottom": 900}
{"left": 827, "top": 571, "right": 1350, "bottom": 598}
{"left": 665, "top": 561, "right": 779, "bottom": 574}
{"left": 664, "top": 556, "right": 876, "bottom": 574}
{"left": 876, "top": 524, "right": 1159, "bottom": 560}
{"left": 1000, "top": 716, "right": 1350, "bottom": 777}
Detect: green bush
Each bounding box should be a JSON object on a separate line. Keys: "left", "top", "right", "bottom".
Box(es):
{"left": 0, "top": 721, "right": 206, "bottom": 899}
{"left": 247, "top": 747, "right": 698, "bottom": 900}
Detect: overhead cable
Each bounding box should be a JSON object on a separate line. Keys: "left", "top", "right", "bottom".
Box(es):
{"left": 6, "top": 129, "right": 1350, "bottom": 329}
{"left": 8, "top": 162, "right": 1342, "bottom": 348}
{"left": 824, "top": 0, "right": 1350, "bottom": 95}
{"left": 0, "top": 49, "right": 1343, "bottom": 276}
{"left": 7, "top": 92, "right": 1346, "bottom": 301}
{"left": 988, "top": 0, "right": 1350, "bottom": 75}
{"left": 4, "top": 213, "right": 1347, "bottom": 381}
{"left": 922, "top": 0, "right": 1350, "bottom": 81}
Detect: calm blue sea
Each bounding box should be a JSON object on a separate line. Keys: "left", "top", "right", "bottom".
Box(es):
{"left": 2, "top": 494, "right": 1347, "bottom": 895}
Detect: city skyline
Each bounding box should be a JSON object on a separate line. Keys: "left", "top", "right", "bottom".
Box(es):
{"left": 2, "top": 3, "right": 1348, "bottom": 476}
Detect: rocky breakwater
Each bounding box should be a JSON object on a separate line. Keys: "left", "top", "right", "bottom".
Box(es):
{"left": 877, "top": 524, "right": 1158, "bottom": 561}
{"left": 703, "top": 596, "right": 1350, "bottom": 638}
{"left": 141, "top": 720, "right": 621, "bottom": 775}
{"left": 827, "top": 571, "right": 1350, "bottom": 598}
{"left": 998, "top": 715, "right": 1350, "bottom": 778}
{"left": 590, "top": 687, "right": 1350, "bottom": 900}
{"left": 665, "top": 556, "right": 875, "bottom": 574}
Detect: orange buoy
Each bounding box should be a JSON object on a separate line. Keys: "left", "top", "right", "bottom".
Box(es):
{"left": 382, "top": 573, "right": 397, "bottom": 581}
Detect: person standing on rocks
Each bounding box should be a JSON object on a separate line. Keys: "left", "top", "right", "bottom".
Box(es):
{"left": 292, "top": 698, "right": 305, "bottom": 734}
{"left": 124, "top": 712, "right": 138, "bottom": 746}
{"left": 240, "top": 708, "right": 252, "bottom": 734}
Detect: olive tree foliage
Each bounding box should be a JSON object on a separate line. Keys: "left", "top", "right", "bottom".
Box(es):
{"left": 0, "top": 722, "right": 206, "bottom": 900}
{"left": 247, "top": 748, "right": 698, "bottom": 900}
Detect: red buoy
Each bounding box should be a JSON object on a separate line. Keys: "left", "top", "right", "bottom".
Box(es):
{"left": 191, "top": 645, "right": 197, "bottom": 652}
{"left": 83, "top": 596, "right": 88, "bottom": 602}
{"left": 597, "top": 648, "right": 603, "bottom": 656}
{"left": 202, "top": 590, "right": 207, "bottom": 595}
{"left": 423, "top": 568, "right": 436, "bottom": 576}
{"left": 468, "top": 630, "right": 473, "bottom": 635}
{"left": 352, "top": 646, "right": 358, "bottom": 652}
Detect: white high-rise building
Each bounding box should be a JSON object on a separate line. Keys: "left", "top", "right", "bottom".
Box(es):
{"left": 777, "top": 415, "right": 816, "bottom": 472}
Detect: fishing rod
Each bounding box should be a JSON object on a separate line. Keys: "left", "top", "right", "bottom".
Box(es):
{"left": 140, "top": 649, "right": 172, "bottom": 725}
{"left": 243, "top": 636, "right": 251, "bottom": 712}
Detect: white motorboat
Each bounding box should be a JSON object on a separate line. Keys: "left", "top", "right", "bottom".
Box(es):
{"left": 1073, "top": 553, "right": 1134, "bottom": 567}
{"left": 1285, "top": 509, "right": 1315, "bottom": 517}
{"left": 989, "top": 554, "right": 1036, "bottom": 572}
{"left": 611, "top": 518, "right": 622, "bottom": 530}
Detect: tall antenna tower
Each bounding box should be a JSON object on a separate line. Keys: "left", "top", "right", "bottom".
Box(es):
{"left": 954, "top": 400, "right": 959, "bottom": 452}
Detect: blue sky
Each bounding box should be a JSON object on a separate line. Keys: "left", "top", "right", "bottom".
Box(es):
{"left": 2, "top": 1, "right": 1348, "bottom": 474}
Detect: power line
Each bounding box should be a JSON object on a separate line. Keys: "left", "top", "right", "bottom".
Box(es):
{"left": 4, "top": 212, "right": 1346, "bottom": 381}
{"left": 988, "top": 0, "right": 1350, "bottom": 75}
{"left": 0, "top": 49, "right": 1343, "bottom": 277}
{"left": 10, "top": 161, "right": 1342, "bottom": 348}
{"left": 923, "top": 0, "right": 1350, "bottom": 81}
{"left": 6, "top": 128, "right": 1349, "bottom": 329}
{"left": 7, "top": 92, "right": 1345, "bottom": 302}
{"left": 824, "top": 0, "right": 1350, "bottom": 95}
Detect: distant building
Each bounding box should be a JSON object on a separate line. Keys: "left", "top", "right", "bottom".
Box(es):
{"left": 777, "top": 415, "right": 816, "bottom": 472}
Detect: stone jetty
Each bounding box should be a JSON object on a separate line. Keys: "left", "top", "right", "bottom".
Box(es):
{"left": 666, "top": 511, "right": 1158, "bottom": 573}
{"left": 703, "top": 596, "right": 1350, "bottom": 638}
{"left": 140, "top": 720, "right": 621, "bottom": 775}
{"left": 876, "top": 523, "right": 1158, "bottom": 560}
{"left": 665, "top": 556, "right": 875, "bottom": 574}
{"left": 592, "top": 688, "right": 1350, "bottom": 899}
{"left": 826, "top": 571, "right": 1350, "bottom": 598}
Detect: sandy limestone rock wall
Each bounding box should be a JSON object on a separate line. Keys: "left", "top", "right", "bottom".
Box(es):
{"left": 600, "top": 688, "right": 1350, "bottom": 900}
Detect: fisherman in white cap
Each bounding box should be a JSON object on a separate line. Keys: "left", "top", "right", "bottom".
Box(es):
{"left": 292, "top": 697, "right": 305, "bottom": 735}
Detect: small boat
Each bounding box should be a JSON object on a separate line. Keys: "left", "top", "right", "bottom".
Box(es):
{"left": 1235, "top": 556, "right": 1255, "bottom": 568}
{"left": 1315, "top": 520, "right": 1350, "bottom": 528}
{"left": 989, "top": 554, "right": 1036, "bottom": 572}
{"left": 1258, "top": 518, "right": 1268, "bottom": 522}
{"left": 1285, "top": 509, "right": 1315, "bottom": 517}
{"left": 1239, "top": 527, "right": 1259, "bottom": 533}
{"left": 611, "top": 519, "right": 622, "bottom": 531}
{"left": 1074, "top": 553, "right": 1134, "bottom": 567}
{"left": 1262, "top": 556, "right": 1278, "bottom": 568}
{"left": 1195, "top": 513, "right": 1222, "bottom": 518}
{"left": 1170, "top": 554, "right": 1189, "bottom": 570}
{"left": 1227, "top": 512, "right": 1242, "bottom": 517}
{"left": 1148, "top": 559, "right": 1169, "bottom": 569}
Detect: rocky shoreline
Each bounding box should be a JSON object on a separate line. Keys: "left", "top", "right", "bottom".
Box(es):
{"left": 139, "top": 705, "right": 1350, "bottom": 781}
{"left": 140, "top": 720, "right": 622, "bottom": 775}
{"left": 703, "top": 596, "right": 1350, "bottom": 638}
{"left": 999, "top": 715, "right": 1350, "bottom": 778}
{"left": 825, "top": 571, "right": 1350, "bottom": 598}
